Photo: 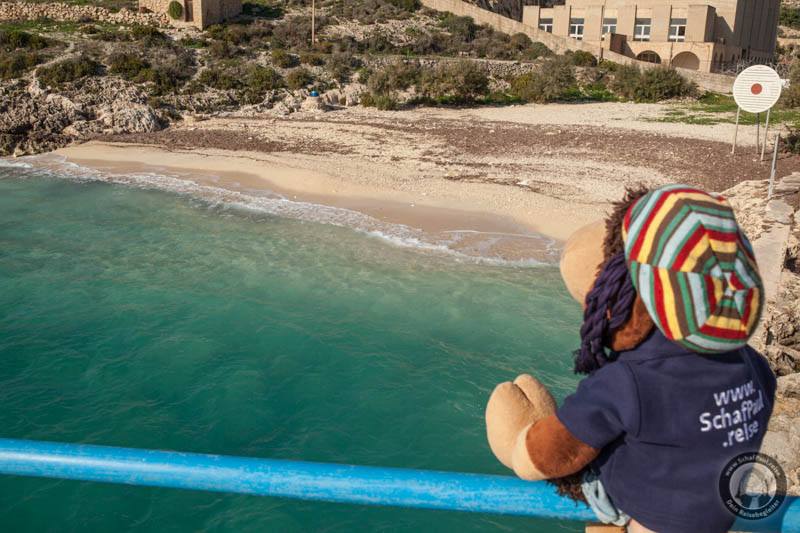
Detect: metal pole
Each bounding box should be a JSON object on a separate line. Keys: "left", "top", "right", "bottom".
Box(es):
{"left": 769, "top": 133, "right": 780, "bottom": 200}
{"left": 732, "top": 107, "right": 741, "bottom": 155}
{"left": 0, "top": 438, "right": 797, "bottom": 531}
{"left": 761, "top": 108, "right": 772, "bottom": 162}
{"left": 311, "top": 0, "right": 316, "bottom": 45}
{"left": 0, "top": 438, "right": 594, "bottom": 520}
{"left": 756, "top": 112, "right": 761, "bottom": 156}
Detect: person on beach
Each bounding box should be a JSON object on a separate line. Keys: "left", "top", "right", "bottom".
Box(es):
{"left": 485, "top": 184, "right": 777, "bottom": 532}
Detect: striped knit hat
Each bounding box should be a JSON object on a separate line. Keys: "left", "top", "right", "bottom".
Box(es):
{"left": 622, "top": 185, "right": 763, "bottom": 353}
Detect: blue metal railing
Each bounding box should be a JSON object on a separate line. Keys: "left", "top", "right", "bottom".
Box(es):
{"left": 0, "top": 438, "right": 797, "bottom": 531}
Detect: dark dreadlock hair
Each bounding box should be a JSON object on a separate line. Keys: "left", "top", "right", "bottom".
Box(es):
{"left": 572, "top": 186, "right": 651, "bottom": 375}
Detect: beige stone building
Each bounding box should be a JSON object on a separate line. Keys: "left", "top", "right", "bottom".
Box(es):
{"left": 522, "top": 0, "right": 779, "bottom": 72}
{"left": 139, "top": 0, "right": 241, "bottom": 29}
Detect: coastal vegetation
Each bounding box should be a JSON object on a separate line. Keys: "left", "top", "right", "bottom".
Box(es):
{"left": 0, "top": 28, "right": 62, "bottom": 79}
{"left": 6, "top": 0, "right": 798, "bottom": 156}
{"left": 781, "top": 5, "right": 800, "bottom": 30}
{"left": 0, "top": 0, "right": 701, "bottom": 111}
{"left": 37, "top": 54, "right": 102, "bottom": 88}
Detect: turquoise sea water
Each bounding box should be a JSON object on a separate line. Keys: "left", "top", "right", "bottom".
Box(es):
{"left": 0, "top": 161, "right": 583, "bottom": 532}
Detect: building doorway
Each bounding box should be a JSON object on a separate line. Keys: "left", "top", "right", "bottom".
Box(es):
{"left": 184, "top": 0, "right": 193, "bottom": 21}
{"left": 671, "top": 51, "right": 700, "bottom": 70}
{"left": 636, "top": 51, "right": 662, "bottom": 64}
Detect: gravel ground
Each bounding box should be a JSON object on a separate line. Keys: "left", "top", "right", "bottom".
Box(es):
{"left": 98, "top": 102, "right": 800, "bottom": 208}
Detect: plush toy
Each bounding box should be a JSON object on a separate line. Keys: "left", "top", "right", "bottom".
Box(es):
{"left": 485, "top": 185, "right": 777, "bottom": 533}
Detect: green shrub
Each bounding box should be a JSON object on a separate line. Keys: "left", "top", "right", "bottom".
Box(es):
{"left": 197, "top": 63, "right": 284, "bottom": 98}
{"left": 242, "top": 0, "right": 284, "bottom": 18}
{"left": 360, "top": 31, "right": 394, "bottom": 54}
{"left": 566, "top": 50, "right": 598, "bottom": 67}
{"left": 387, "top": 0, "right": 419, "bottom": 11}
{"left": 205, "top": 23, "right": 269, "bottom": 45}
{"left": 85, "top": 25, "right": 131, "bottom": 42}
{"left": 0, "top": 51, "right": 41, "bottom": 79}
{"left": 247, "top": 65, "right": 283, "bottom": 88}
{"left": 107, "top": 50, "right": 191, "bottom": 94}
{"left": 198, "top": 67, "right": 240, "bottom": 90}
{"left": 139, "top": 67, "right": 186, "bottom": 94}
{"left": 242, "top": 65, "right": 284, "bottom": 102}
{"left": 168, "top": 0, "right": 183, "bottom": 20}
{"left": 328, "top": 0, "right": 416, "bottom": 24}
{"left": 781, "top": 60, "right": 800, "bottom": 108}
{"left": 439, "top": 13, "right": 477, "bottom": 41}
{"left": 223, "top": 23, "right": 271, "bottom": 45}
{"left": 130, "top": 25, "right": 168, "bottom": 46}
{"left": 398, "top": 19, "right": 550, "bottom": 61}
{"left": 209, "top": 39, "right": 239, "bottom": 58}
{"left": 608, "top": 63, "right": 640, "bottom": 96}
{"left": 581, "top": 82, "right": 617, "bottom": 102}
{"left": 509, "top": 32, "right": 532, "bottom": 50}
{"left": 525, "top": 41, "right": 553, "bottom": 60}
{"left": 271, "top": 15, "right": 321, "bottom": 49}
{"left": 0, "top": 30, "right": 51, "bottom": 51}
{"left": 271, "top": 48, "right": 298, "bottom": 68}
{"left": 285, "top": 67, "right": 314, "bottom": 89}
{"left": 510, "top": 57, "right": 577, "bottom": 103}
{"left": 780, "top": 6, "right": 800, "bottom": 30}
{"left": 108, "top": 52, "right": 150, "bottom": 79}
{"left": 610, "top": 64, "right": 695, "bottom": 102}
{"left": 313, "top": 40, "right": 335, "bottom": 54}
{"left": 417, "top": 60, "right": 489, "bottom": 103}
{"left": 179, "top": 36, "right": 208, "bottom": 48}
{"left": 37, "top": 55, "right": 101, "bottom": 87}
{"left": 783, "top": 124, "right": 800, "bottom": 154}
{"left": 367, "top": 60, "right": 420, "bottom": 95}
{"left": 636, "top": 67, "right": 695, "bottom": 101}
{"left": 356, "top": 66, "right": 371, "bottom": 84}
{"left": 326, "top": 52, "right": 359, "bottom": 83}
{"left": 361, "top": 92, "right": 398, "bottom": 110}
{"left": 299, "top": 52, "right": 324, "bottom": 66}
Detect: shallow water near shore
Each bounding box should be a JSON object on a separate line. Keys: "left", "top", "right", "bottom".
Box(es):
{"left": 0, "top": 166, "right": 583, "bottom": 532}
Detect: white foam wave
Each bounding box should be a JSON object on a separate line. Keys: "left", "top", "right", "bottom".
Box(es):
{"left": 10, "top": 154, "right": 557, "bottom": 267}
{"left": 0, "top": 158, "right": 33, "bottom": 169}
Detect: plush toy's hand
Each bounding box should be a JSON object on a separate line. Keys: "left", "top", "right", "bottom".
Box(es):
{"left": 485, "top": 374, "right": 556, "bottom": 474}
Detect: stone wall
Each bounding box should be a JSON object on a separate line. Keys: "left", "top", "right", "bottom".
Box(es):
{"left": 139, "top": 0, "right": 170, "bottom": 17}
{"left": 420, "top": 0, "right": 735, "bottom": 94}
{"left": 0, "top": 1, "right": 168, "bottom": 26}
{"left": 365, "top": 55, "right": 540, "bottom": 78}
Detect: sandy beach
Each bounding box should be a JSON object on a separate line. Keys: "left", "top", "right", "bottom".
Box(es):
{"left": 49, "top": 102, "right": 800, "bottom": 262}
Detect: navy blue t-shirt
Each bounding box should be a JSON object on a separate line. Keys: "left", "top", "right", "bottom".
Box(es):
{"left": 557, "top": 330, "right": 777, "bottom": 533}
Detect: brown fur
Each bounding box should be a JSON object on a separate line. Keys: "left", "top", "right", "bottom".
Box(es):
{"left": 610, "top": 296, "right": 655, "bottom": 351}
{"left": 525, "top": 415, "right": 598, "bottom": 490}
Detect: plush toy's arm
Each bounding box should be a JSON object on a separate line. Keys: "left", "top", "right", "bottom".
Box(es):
{"left": 486, "top": 375, "right": 598, "bottom": 480}
{"left": 521, "top": 414, "right": 599, "bottom": 478}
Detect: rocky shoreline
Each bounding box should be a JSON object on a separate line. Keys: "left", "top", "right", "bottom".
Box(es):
{"left": 748, "top": 173, "right": 800, "bottom": 496}
{"left": 1, "top": 76, "right": 163, "bottom": 156}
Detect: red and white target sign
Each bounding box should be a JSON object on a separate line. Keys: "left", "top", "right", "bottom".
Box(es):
{"left": 733, "top": 65, "right": 782, "bottom": 113}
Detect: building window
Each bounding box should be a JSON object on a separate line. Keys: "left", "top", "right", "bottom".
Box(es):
{"left": 602, "top": 18, "right": 617, "bottom": 35}
{"left": 634, "top": 18, "right": 651, "bottom": 41}
{"left": 569, "top": 18, "right": 585, "bottom": 40}
{"left": 669, "top": 18, "right": 687, "bottom": 41}
{"left": 539, "top": 18, "right": 553, "bottom": 33}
